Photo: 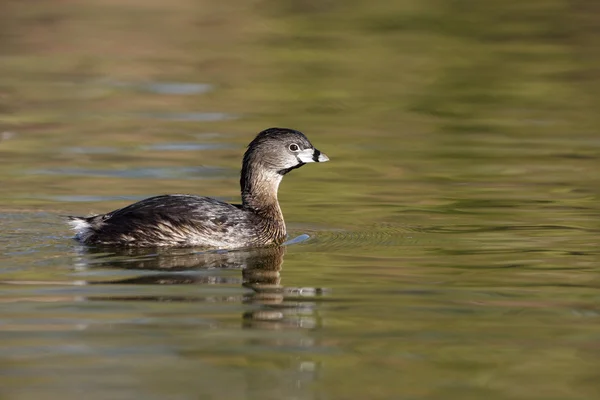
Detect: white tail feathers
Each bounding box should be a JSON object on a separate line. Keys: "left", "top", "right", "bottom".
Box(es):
{"left": 67, "top": 217, "right": 93, "bottom": 242}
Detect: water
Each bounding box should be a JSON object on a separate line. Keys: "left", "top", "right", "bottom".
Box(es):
{"left": 1, "top": 0, "right": 600, "bottom": 399}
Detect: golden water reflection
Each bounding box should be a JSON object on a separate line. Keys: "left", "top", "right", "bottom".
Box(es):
{"left": 3, "top": 245, "right": 326, "bottom": 332}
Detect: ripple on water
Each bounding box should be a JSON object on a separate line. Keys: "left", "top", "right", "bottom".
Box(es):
{"left": 283, "top": 234, "right": 311, "bottom": 246}
{"left": 141, "top": 143, "right": 231, "bottom": 152}
{"left": 62, "top": 141, "right": 232, "bottom": 155}
{"left": 420, "top": 224, "right": 599, "bottom": 234}
{"left": 29, "top": 166, "right": 227, "bottom": 179}
{"left": 304, "top": 224, "right": 426, "bottom": 250}
{"left": 40, "top": 195, "right": 149, "bottom": 203}
{"left": 102, "top": 79, "right": 213, "bottom": 95}
{"left": 40, "top": 195, "right": 233, "bottom": 204}
{"left": 139, "top": 112, "right": 237, "bottom": 122}
{"left": 64, "top": 147, "right": 119, "bottom": 154}
{"left": 138, "top": 82, "right": 213, "bottom": 95}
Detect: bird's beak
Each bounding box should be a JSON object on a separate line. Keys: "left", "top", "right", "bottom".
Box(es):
{"left": 298, "top": 148, "right": 329, "bottom": 163}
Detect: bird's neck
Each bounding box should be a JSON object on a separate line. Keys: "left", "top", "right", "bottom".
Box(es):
{"left": 240, "top": 163, "right": 286, "bottom": 240}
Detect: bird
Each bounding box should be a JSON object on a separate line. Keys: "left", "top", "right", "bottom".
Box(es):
{"left": 67, "top": 127, "right": 329, "bottom": 248}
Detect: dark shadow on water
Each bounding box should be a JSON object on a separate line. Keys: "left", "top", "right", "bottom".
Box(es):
{"left": 79, "top": 244, "right": 285, "bottom": 271}
{"left": 73, "top": 244, "right": 326, "bottom": 330}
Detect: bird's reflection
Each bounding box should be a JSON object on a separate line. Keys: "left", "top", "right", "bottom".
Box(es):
{"left": 74, "top": 244, "right": 325, "bottom": 330}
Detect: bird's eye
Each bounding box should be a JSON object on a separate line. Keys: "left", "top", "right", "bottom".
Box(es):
{"left": 289, "top": 143, "right": 299, "bottom": 152}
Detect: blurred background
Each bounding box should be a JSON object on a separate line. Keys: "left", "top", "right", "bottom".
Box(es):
{"left": 1, "top": 0, "right": 600, "bottom": 399}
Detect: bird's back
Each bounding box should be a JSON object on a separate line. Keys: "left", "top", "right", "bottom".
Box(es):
{"left": 68, "top": 194, "right": 272, "bottom": 248}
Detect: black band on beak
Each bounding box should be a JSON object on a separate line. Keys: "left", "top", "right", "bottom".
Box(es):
{"left": 313, "top": 149, "right": 321, "bottom": 162}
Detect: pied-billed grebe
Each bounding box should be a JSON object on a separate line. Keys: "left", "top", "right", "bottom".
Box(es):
{"left": 67, "top": 127, "right": 329, "bottom": 248}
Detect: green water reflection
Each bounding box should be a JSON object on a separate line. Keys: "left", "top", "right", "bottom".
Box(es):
{"left": 1, "top": 0, "right": 600, "bottom": 399}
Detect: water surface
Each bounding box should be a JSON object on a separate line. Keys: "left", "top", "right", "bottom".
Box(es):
{"left": 1, "top": 1, "right": 600, "bottom": 399}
